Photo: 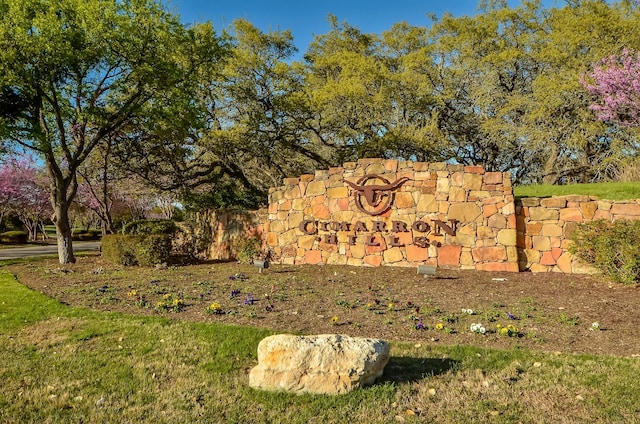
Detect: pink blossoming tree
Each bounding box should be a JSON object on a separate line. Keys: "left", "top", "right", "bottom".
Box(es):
{"left": 581, "top": 48, "right": 640, "bottom": 127}
{"left": 0, "top": 157, "right": 52, "bottom": 240}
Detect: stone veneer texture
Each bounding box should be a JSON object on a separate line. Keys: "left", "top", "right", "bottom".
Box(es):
{"left": 264, "top": 159, "right": 518, "bottom": 271}
{"left": 516, "top": 196, "right": 640, "bottom": 273}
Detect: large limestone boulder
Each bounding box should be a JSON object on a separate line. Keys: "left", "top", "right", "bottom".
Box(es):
{"left": 249, "top": 334, "right": 390, "bottom": 395}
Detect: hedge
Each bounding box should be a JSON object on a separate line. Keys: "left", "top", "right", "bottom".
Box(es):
{"left": 0, "top": 231, "right": 28, "bottom": 244}
{"left": 102, "top": 234, "right": 172, "bottom": 266}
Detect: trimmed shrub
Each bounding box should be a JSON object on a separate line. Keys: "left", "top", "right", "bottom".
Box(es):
{"left": 0, "top": 230, "right": 28, "bottom": 244}
{"left": 73, "top": 229, "right": 102, "bottom": 241}
{"left": 569, "top": 219, "right": 640, "bottom": 284}
{"left": 122, "top": 220, "right": 177, "bottom": 236}
{"left": 102, "top": 234, "right": 172, "bottom": 266}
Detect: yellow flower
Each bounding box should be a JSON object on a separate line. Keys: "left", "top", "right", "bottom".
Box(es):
{"left": 331, "top": 316, "right": 339, "bottom": 324}
{"left": 388, "top": 303, "right": 395, "bottom": 311}
{"left": 127, "top": 289, "right": 137, "bottom": 297}
{"left": 162, "top": 294, "right": 171, "bottom": 300}
{"left": 435, "top": 323, "right": 444, "bottom": 331}
{"left": 210, "top": 302, "right": 221, "bottom": 311}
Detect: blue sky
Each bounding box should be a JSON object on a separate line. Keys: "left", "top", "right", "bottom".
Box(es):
{"left": 170, "top": 0, "right": 560, "bottom": 55}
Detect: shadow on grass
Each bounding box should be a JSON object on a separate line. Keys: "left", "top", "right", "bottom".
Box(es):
{"left": 380, "top": 356, "right": 458, "bottom": 383}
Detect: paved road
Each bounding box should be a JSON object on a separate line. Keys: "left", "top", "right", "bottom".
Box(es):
{"left": 0, "top": 242, "right": 101, "bottom": 260}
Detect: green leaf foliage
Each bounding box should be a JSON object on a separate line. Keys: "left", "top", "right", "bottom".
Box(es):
{"left": 102, "top": 234, "right": 172, "bottom": 266}
{"left": 569, "top": 219, "right": 640, "bottom": 284}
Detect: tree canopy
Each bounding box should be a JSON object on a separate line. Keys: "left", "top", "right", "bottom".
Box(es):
{"left": 0, "top": 0, "right": 228, "bottom": 263}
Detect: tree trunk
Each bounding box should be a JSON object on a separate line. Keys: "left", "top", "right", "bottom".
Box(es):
{"left": 54, "top": 201, "right": 76, "bottom": 264}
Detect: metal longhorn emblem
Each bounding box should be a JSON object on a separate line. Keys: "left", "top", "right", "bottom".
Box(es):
{"left": 345, "top": 174, "right": 411, "bottom": 216}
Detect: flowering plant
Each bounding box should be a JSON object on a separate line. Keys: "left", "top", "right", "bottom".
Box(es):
{"left": 155, "top": 293, "right": 185, "bottom": 313}
{"left": 205, "top": 302, "right": 224, "bottom": 315}
{"left": 229, "top": 273, "right": 247, "bottom": 281}
{"left": 435, "top": 323, "right": 444, "bottom": 331}
{"left": 470, "top": 323, "right": 486, "bottom": 334}
{"left": 331, "top": 316, "right": 339, "bottom": 325}
{"left": 461, "top": 308, "right": 474, "bottom": 315}
{"left": 496, "top": 324, "right": 519, "bottom": 337}
{"left": 590, "top": 322, "right": 601, "bottom": 331}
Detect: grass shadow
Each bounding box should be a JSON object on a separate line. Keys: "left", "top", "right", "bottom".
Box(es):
{"left": 380, "top": 356, "right": 458, "bottom": 384}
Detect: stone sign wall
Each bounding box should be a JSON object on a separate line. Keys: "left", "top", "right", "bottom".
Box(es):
{"left": 194, "top": 161, "right": 640, "bottom": 275}
{"left": 264, "top": 158, "right": 519, "bottom": 271}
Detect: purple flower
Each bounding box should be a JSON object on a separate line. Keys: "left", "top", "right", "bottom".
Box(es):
{"left": 506, "top": 312, "right": 516, "bottom": 320}
{"left": 415, "top": 322, "right": 425, "bottom": 330}
{"left": 244, "top": 295, "right": 254, "bottom": 305}
{"left": 230, "top": 289, "right": 241, "bottom": 298}
{"left": 229, "top": 276, "right": 236, "bottom": 281}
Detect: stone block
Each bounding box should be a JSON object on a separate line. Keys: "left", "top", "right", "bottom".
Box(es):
{"left": 532, "top": 235, "right": 551, "bottom": 251}
{"left": 406, "top": 244, "right": 428, "bottom": 262}
{"left": 525, "top": 222, "right": 542, "bottom": 235}
{"left": 448, "top": 186, "right": 466, "bottom": 202}
{"left": 383, "top": 247, "right": 404, "bottom": 263}
{"left": 528, "top": 207, "right": 559, "bottom": 221}
{"left": 448, "top": 203, "right": 482, "bottom": 222}
{"left": 497, "top": 229, "right": 517, "bottom": 246}
{"left": 540, "top": 197, "right": 567, "bottom": 208}
{"left": 395, "top": 192, "right": 416, "bottom": 208}
{"left": 327, "top": 187, "right": 349, "bottom": 199}
{"left": 519, "top": 198, "right": 540, "bottom": 207}
{"left": 363, "top": 255, "right": 383, "bottom": 266}
{"left": 327, "top": 252, "right": 348, "bottom": 265}
{"left": 559, "top": 207, "right": 583, "bottom": 222}
{"left": 541, "top": 223, "right": 563, "bottom": 237}
{"left": 383, "top": 159, "right": 399, "bottom": 171}
{"left": 488, "top": 214, "right": 507, "bottom": 229}
{"left": 437, "top": 244, "right": 462, "bottom": 267}
{"left": 463, "top": 173, "right": 483, "bottom": 191}
{"left": 436, "top": 177, "right": 450, "bottom": 193}
{"left": 306, "top": 181, "right": 326, "bottom": 196}
{"left": 483, "top": 203, "right": 498, "bottom": 218}
{"left": 284, "top": 186, "right": 301, "bottom": 199}
{"left": 464, "top": 165, "right": 484, "bottom": 174}
{"left": 312, "top": 204, "right": 331, "bottom": 220}
{"left": 611, "top": 203, "right": 640, "bottom": 216}
{"left": 477, "top": 262, "right": 519, "bottom": 272}
{"left": 579, "top": 201, "right": 598, "bottom": 220}
{"left": 472, "top": 246, "right": 507, "bottom": 262}
{"left": 483, "top": 172, "right": 503, "bottom": 184}
{"left": 266, "top": 232, "right": 279, "bottom": 247}
{"left": 540, "top": 251, "right": 557, "bottom": 266}
{"left": 298, "top": 235, "right": 316, "bottom": 249}
{"left": 249, "top": 334, "right": 390, "bottom": 395}
{"left": 279, "top": 229, "right": 298, "bottom": 246}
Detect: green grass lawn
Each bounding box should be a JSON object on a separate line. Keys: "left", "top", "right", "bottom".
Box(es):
{"left": 514, "top": 181, "right": 640, "bottom": 201}
{"left": 1, "top": 265, "right": 639, "bottom": 423}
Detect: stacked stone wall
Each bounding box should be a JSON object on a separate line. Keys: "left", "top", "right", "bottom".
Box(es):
{"left": 516, "top": 196, "right": 640, "bottom": 273}
{"left": 192, "top": 164, "right": 640, "bottom": 275}
{"left": 264, "top": 159, "right": 518, "bottom": 271}
{"left": 189, "top": 209, "right": 266, "bottom": 261}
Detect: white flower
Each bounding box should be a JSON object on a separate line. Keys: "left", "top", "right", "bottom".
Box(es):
{"left": 462, "top": 308, "right": 474, "bottom": 315}
{"left": 590, "top": 322, "right": 600, "bottom": 331}
{"left": 470, "top": 323, "right": 486, "bottom": 334}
